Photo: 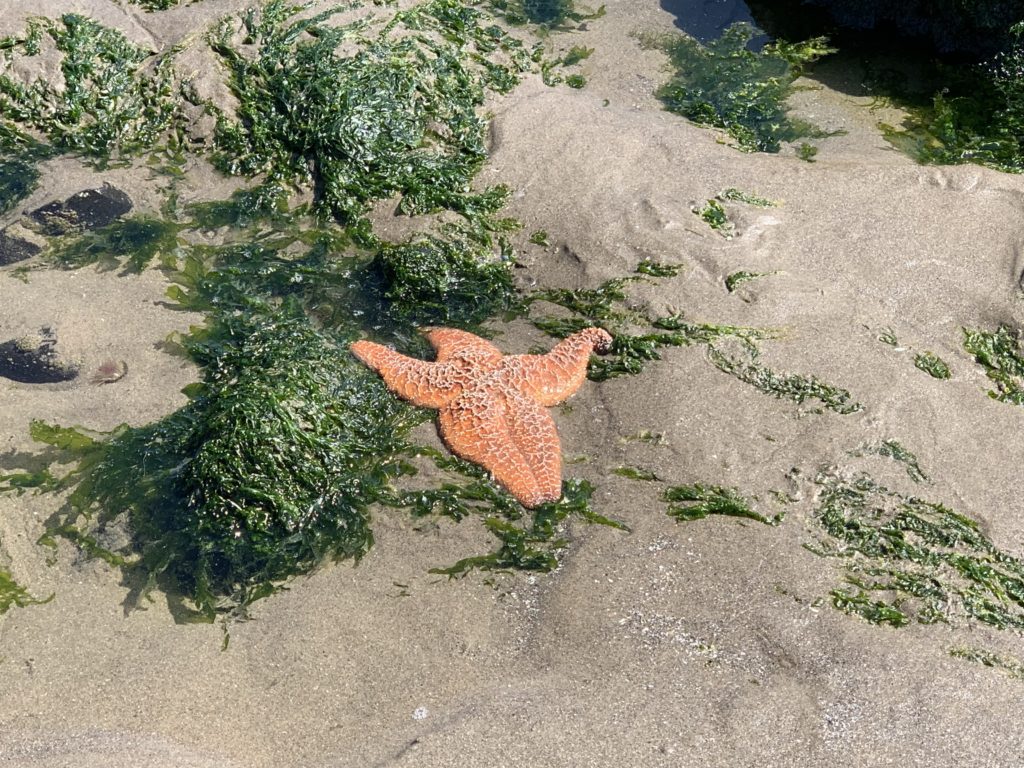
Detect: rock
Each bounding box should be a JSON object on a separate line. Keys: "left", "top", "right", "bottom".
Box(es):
{"left": 0, "top": 328, "right": 80, "bottom": 384}
{"left": 27, "top": 184, "right": 133, "bottom": 236}
{"left": 0, "top": 228, "right": 42, "bottom": 266}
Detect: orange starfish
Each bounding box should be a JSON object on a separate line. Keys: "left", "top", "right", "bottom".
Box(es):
{"left": 351, "top": 327, "right": 613, "bottom": 508}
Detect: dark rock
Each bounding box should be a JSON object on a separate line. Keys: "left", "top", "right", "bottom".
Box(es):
{"left": 28, "top": 184, "right": 133, "bottom": 236}
{"left": 0, "top": 229, "right": 42, "bottom": 266}
{"left": 0, "top": 328, "right": 79, "bottom": 384}
{"left": 0, "top": 228, "right": 42, "bottom": 268}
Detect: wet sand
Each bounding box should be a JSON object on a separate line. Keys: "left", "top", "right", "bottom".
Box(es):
{"left": 2, "top": 1, "right": 1024, "bottom": 766}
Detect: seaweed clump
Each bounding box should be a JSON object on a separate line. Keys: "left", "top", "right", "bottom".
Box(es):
{"left": 811, "top": 468, "right": 1024, "bottom": 630}
{"left": 707, "top": 347, "right": 862, "bottom": 414}
{"left": 914, "top": 350, "right": 952, "bottom": 379}
{"left": 648, "top": 22, "right": 836, "bottom": 152}
{"left": 364, "top": 235, "right": 517, "bottom": 326}
{"left": 881, "top": 27, "right": 1024, "bottom": 173}
{"left": 10, "top": 306, "right": 423, "bottom": 617}
{"left": 664, "top": 483, "right": 780, "bottom": 524}
{"left": 963, "top": 324, "right": 1024, "bottom": 404}
{"left": 0, "top": 14, "right": 179, "bottom": 160}
{"left": 209, "top": 0, "right": 528, "bottom": 231}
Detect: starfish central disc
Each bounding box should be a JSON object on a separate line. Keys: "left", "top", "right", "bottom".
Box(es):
{"left": 350, "top": 327, "right": 612, "bottom": 507}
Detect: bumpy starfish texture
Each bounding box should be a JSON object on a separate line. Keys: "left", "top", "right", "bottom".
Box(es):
{"left": 351, "top": 327, "right": 613, "bottom": 507}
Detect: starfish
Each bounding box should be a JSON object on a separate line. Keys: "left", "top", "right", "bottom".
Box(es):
{"left": 351, "top": 327, "right": 613, "bottom": 508}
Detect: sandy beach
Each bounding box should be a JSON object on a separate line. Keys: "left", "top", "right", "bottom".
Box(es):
{"left": 2, "top": 1, "right": 1024, "bottom": 766}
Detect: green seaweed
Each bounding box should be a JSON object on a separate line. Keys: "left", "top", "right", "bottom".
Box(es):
{"left": 612, "top": 466, "right": 659, "bottom": 481}
{"left": 694, "top": 199, "right": 733, "bottom": 236}
{"left": 565, "top": 74, "right": 587, "bottom": 89}
{"left": 914, "top": 350, "right": 952, "bottom": 379}
{"left": 718, "top": 187, "right": 776, "bottom": 207}
{"left": 622, "top": 430, "right": 666, "bottom": 444}
{"left": 725, "top": 270, "right": 771, "bottom": 292}
{"left": 529, "top": 229, "right": 550, "bottom": 246}
{"left": 852, "top": 439, "right": 928, "bottom": 483}
{"left": 649, "top": 22, "right": 836, "bottom": 153}
{"left": 949, "top": 646, "right": 1024, "bottom": 679}
{"left": 209, "top": 0, "right": 527, "bottom": 229}
{"left": 635, "top": 258, "right": 682, "bottom": 278}
{"left": 522, "top": 0, "right": 573, "bottom": 24}
{"left": 402, "top": 472, "right": 625, "bottom": 576}
{"left": 561, "top": 45, "right": 594, "bottom": 67}
{"left": 830, "top": 588, "right": 910, "bottom": 627}
{"left": 0, "top": 571, "right": 50, "bottom": 614}
{"left": 881, "top": 29, "right": 1024, "bottom": 173}
{"left": 361, "top": 234, "right": 517, "bottom": 326}
{"left": 811, "top": 468, "right": 1024, "bottom": 630}
{"left": 130, "top": 0, "right": 183, "bottom": 10}
{"left": 0, "top": 14, "right": 179, "bottom": 161}
{"left": 186, "top": 184, "right": 291, "bottom": 231}
{"left": 708, "top": 347, "right": 862, "bottom": 414}
{"left": 877, "top": 327, "right": 899, "bottom": 346}
{"left": 530, "top": 268, "right": 775, "bottom": 382}
{"left": 663, "top": 483, "right": 780, "bottom": 524}
{"left": 49, "top": 215, "right": 182, "bottom": 272}
{"left": 963, "top": 325, "right": 1024, "bottom": 404}
{"left": 796, "top": 142, "right": 819, "bottom": 162}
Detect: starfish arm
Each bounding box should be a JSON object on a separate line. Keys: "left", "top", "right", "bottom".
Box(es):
{"left": 504, "top": 390, "right": 563, "bottom": 505}
{"left": 504, "top": 327, "right": 613, "bottom": 406}
{"left": 423, "top": 327, "right": 502, "bottom": 364}
{"left": 350, "top": 340, "right": 459, "bottom": 409}
{"left": 438, "top": 389, "right": 555, "bottom": 508}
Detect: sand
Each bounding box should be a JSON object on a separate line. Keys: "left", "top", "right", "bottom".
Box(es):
{"left": 2, "top": 1, "right": 1024, "bottom": 766}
